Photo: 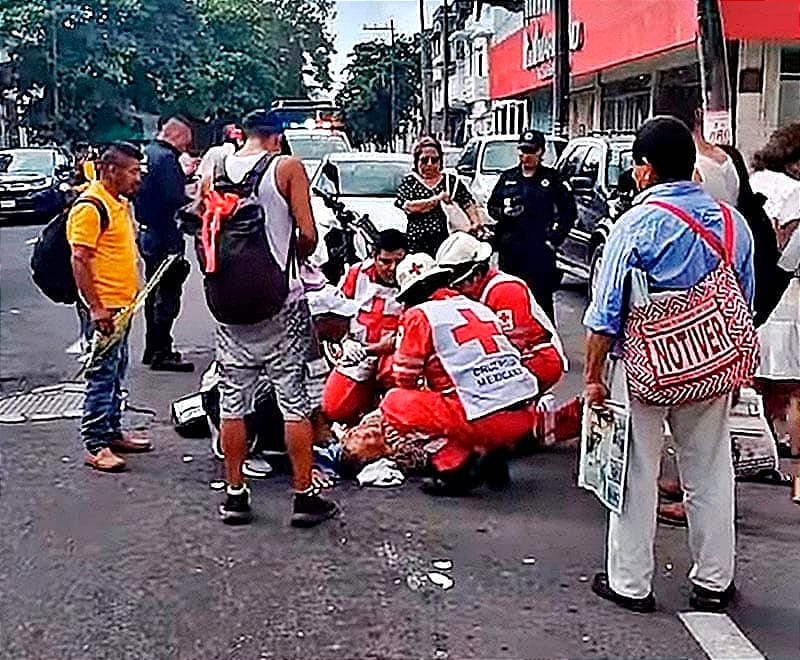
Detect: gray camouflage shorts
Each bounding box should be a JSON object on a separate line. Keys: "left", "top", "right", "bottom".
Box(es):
{"left": 216, "top": 296, "right": 316, "bottom": 422}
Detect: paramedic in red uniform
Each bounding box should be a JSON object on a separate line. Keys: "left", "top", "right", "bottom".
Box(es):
{"left": 380, "top": 253, "right": 540, "bottom": 496}
{"left": 321, "top": 230, "right": 407, "bottom": 424}
{"left": 436, "top": 232, "right": 567, "bottom": 393}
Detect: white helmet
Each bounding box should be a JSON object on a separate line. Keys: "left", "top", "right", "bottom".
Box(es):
{"left": 396, "top": 253, "right": 452, "bottom": 303}
{"left": 435, "top": 231, "right": 493, "bottom": 269}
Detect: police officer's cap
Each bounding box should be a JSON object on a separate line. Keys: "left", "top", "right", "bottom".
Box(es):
{"left": 518, "top": 129, "right": 545, "bottom": 151}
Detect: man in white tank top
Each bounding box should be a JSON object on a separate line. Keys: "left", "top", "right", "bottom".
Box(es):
{"left": 215, "top": 110, "right": 338, "bottom": 528}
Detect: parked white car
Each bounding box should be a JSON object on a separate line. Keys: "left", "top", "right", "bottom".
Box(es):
{"left": 452, "top": 134, "right": 567, "bottom": 206}
{"left": 308, "top": 152, "right": 412, "bottom": 270}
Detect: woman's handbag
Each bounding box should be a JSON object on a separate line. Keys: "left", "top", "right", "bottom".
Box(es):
{"left": 442, "top": 174, "right": 472, "bottom": 233}
{"left": 623, "top": 202, "right": 759, "bottom": 406}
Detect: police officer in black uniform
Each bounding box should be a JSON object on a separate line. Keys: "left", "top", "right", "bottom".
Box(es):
{"left": 487, "top": 129, "right": 577, "bottom": 322}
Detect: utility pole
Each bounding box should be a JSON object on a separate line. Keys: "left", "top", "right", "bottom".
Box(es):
{"left": 552, "top": 0, "right": 570, "bottom": 138}
{"left": 419, "top": 0, "right": 431, "bottom": 135}
{"left": 442, "top": 0, "right": 450, "bottom": 143}
{"left": 364, "top": 20, "right": 397, "bottom": 150}
{"left": 697, "top": 0, "right": 732, "bottom": 144}
{"left": 51, "top": 5, "right": 59, "bottom": 123}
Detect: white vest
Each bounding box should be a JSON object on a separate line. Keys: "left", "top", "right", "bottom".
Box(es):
{"left": 480, "top": 270, "right": 569, "bottom": 371}
{"left": 347, "top": 261, "right": 403, "bottom": 345}
{"left": 420, "top": 295, "right": 538, "bottom": 421}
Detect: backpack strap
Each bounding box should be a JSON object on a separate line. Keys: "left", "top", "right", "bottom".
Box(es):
{"left": 73, "top": 196, "right": 110, "bottom": 234}
{"left": 647, "top": 200, "right": 733, "bottom": 264}
{"left": 242, "top": 153, "right": 279, "bottom": 197}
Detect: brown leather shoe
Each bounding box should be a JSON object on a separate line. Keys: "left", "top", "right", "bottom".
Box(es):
{"left": 85, "top": 448, "right": 126, "bottom": 472}
{"left": 658, "top": 479, "right": 683, "bottom": 502}
{"left": 657, "top": 502, "right": 687, "bottom": 527}
{"left": 108, "top": 433, "right": 153, "bottom": 454}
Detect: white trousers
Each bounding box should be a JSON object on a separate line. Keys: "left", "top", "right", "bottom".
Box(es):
{"left": 606, "top": 362, "right": 735, "bottom": 598}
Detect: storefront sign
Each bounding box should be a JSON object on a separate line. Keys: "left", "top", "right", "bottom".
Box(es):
{"left": 523, "top": 20, "right": 585, "bottom": 71}
{"left": 704, "top": 110, "right": 732, "bottom": 146}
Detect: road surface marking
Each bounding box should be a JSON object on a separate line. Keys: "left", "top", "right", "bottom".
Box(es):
{"left": 679, "top": 612, "right": 765, "bottom": 660}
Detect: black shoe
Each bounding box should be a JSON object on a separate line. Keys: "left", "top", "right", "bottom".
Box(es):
{"left": 422, "top": 454, "right": 483, "bottom": 497}
{"left": 689, "top": 582, "right": 736, "bottom": 612}
{"left": 219, "top": 485, "right": 253, "bottom": 525}
{"left": 481, "top": 450, "right": 511, "bottom": 491}
{"left": 591, "top": 573, "right": 655, "bottom": 613}
{"left": 291, "top": 493, "right": 339, "bottom": 528}
{"left": 151, "top": 352, "right": 195, "bottom": 373}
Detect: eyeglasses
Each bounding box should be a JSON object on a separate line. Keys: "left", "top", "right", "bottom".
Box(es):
{"left": 419, "top": 156, "right": 440, "bottom": 165}
{"left": 518, "top": 146, "right": 540, "bottom": 155}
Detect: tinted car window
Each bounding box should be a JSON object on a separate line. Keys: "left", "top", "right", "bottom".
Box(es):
{"left": 579, "top": 146, "right": 603, "bottom": 186}
{"left": 481, "top": 140, "right": 519, "bottom": 173}
{"left": 607, "top": 148, "right": 634, "bottom": 189}
{"left": 558, "top": 145, "right": 590, "bottom": 179}
{"left": 314, "top": 160, "right": 410, "bottom": 197}
{"left": 456, "top": 140, "right": 479, "bottom": 172}
{"left": 0, "top": 149, "right": 55, "bottom": 175}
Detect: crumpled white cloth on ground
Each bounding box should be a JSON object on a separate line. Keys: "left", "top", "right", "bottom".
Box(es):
{"left": 356, "top": 458, "right": 405, "bottom": 488}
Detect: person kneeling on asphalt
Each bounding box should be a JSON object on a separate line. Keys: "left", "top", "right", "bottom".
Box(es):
{"left": 321, "top": 229, "right": 407, "bottom": 425}
{"left": 380, "top": 254, "right": 540, "bottom": 497}
{"left": 436, "top": 232, "right": 568, "bottom": 393}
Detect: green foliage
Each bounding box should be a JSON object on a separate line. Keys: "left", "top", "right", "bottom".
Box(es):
{"left": 336, "top": 35, "right": 420, "bottom": 149}
{"left": 0, "top": 0, "right": 335, "bottom": 144}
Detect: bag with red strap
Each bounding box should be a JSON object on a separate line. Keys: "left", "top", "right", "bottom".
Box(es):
{"left": 191, "top": 153, "right": 296, "bottom": 325}
{"left": 623, "top": 201, "right": 759, "bottom": 407}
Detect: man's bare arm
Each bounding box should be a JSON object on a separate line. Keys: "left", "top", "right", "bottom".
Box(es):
{"left": 584, "top": 330, "right": 614, "bottom": 406}
{"left": 277, "top": 156, "right": 317, "bottom": 259}
{"left": 71, "top": 245, "right": 113, "bottom": 335}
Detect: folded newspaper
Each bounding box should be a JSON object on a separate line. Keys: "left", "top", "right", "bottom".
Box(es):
{"left": 730, "top": 387, "right": 778, "bottom": 477}
{"left": 578, "top": 400, "right": 630, "bottom": 514}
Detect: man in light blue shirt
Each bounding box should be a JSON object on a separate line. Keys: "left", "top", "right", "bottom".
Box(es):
{"left": 584, "top": 117, "right": 756, "bottom": 615}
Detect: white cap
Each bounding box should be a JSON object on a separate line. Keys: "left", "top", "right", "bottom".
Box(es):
{"left": 306, "top": 283, "right": 359, "bottom": 318}
{"left": 396, "top": 253, "right": 452, "bottom": 303}
{"left": 435, "top": 231, "right": 493, "bottom": 268}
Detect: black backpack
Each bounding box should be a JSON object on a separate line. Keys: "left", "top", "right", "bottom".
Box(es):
{"left": 194, "top": 153, "right": 295, "bottom": 325}
{"left": 30, "top": 197, "right": 109, "bottom": 304}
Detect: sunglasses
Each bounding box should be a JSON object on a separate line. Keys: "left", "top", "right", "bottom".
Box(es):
{"left": 518, "top": 146, "right": 540, "bottom": 155}
{"left": 419, "top": 156, "right": 440, "bottom": 165}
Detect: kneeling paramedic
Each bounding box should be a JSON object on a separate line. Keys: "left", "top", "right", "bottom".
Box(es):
{"left": 380, "top": 254, "right": 540, "bottom": 496}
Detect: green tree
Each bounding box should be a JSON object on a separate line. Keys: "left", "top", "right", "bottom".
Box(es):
{"left": 0, "top": 0, "right": 335, "bottom": 144}
{"left": 336, "top": 35, "right": 420, "bottom": 149}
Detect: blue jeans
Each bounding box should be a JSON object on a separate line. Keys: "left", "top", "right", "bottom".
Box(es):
{"left": 81, "top": 323, "right": 130, "bottom": 453}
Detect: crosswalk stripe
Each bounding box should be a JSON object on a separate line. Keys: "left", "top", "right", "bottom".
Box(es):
{"left": 679, "top": 612, "right": 765, "bottom": 660}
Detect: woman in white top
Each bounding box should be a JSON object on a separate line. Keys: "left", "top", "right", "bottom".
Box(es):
{"left": 750, "top": 123, "right": 800, "bottom": 504}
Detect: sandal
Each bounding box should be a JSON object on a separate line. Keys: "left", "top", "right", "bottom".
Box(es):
{"left": 737, "top": 469, "right": 793, "bottom": 487}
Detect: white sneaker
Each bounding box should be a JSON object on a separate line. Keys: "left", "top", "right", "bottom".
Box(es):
{"left": 242, "top": 455, "right": 274, "bottom": 479}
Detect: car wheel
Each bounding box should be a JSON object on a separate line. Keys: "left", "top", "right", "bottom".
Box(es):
{"left": 588, "top": 242, "right": 605, "bottom": 301}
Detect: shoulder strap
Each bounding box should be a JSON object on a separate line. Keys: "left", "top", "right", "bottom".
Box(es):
{"left": 73, "top": 196, "right": 110, "bottom": 234}
{"left": 646, "top": 200, "right": 732, "bottom": 263}
{"left": 242, "top": 153, "right": 279, "bottom": 196}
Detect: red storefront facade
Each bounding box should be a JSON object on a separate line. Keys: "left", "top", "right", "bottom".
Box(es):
{"left": 487, "top": 0, "right": 800, "bottom": 157}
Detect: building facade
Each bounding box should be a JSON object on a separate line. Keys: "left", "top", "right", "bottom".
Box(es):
{"left": 487, "top": 0, "right": 800, "bottom": 161}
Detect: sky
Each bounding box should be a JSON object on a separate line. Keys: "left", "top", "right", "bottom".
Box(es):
{"left": 330, "top": 1, "right": 439, "bottom": 86}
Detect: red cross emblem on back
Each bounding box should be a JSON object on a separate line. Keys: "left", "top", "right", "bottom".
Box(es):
{"left": 357, "top": 297, "right": 399, "bottom": 343}
{"left": 451, "top": 308, "right": 502, "bottom": 354}
{"left": 409, "top": 262, "right": 424, "bottom": 275}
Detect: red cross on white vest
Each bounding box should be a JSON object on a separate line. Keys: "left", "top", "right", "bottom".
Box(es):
{"left": 451, "top": 308, "right": 502, "bottom": 354}
{"left": 356, "top": 297, "right": 399, "bottom": 343}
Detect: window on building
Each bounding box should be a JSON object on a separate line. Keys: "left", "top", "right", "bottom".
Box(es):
{"left": 779, "top": 47, "right": 800, "bottom": 125}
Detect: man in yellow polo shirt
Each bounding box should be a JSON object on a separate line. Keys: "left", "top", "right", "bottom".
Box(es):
{"left": 67, "top": 142, "right": 152, "bottom": 472}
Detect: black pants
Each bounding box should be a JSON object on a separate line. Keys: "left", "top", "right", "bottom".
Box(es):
{"left": 523, "top": 275, "right": 556, "bottom": 323}
{"left": 143, "top": 253, "right": 189, "bottom": 358}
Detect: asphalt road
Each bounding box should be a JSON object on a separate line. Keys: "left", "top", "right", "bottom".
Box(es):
{"left": 1, "top": 223, "right": 798, "bottom": 660}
